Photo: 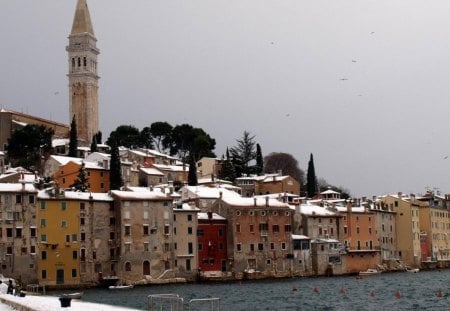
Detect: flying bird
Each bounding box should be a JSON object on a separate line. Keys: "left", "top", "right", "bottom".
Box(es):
{"left": 444, "top": 156, "right": 448, "bottom": 160}
{"left": 352, "top": 60, "right": 357, "bottom": 63}
{"left": 340, "top": 78, "right": 348, "bottom": 81}
{"left": 54, "top": 91, "right": 59, "bottom": 95}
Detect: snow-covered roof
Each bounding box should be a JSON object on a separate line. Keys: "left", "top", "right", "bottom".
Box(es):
{"left": 222, "top": 196, "right": 290, "bottom": 208}
{"left": 197, "top": 177, "right": 233, "bottom": 185}
{"left": 173, "top": 203, "right": 200, "bottom": 212}
{"left": 298, "top": 204, "right": 337, "bottom": 216}
{"left": 0, "top": 183, "right": 37, "bottom": 193}
{"left": 49, "top": 155, "right": 82, "bottom": 165}
{"left": 292, "top": 234, "right": 310, "bottom": 240}
{"left": 12, "top": 119, "right": 27, "bottom": 127}
{"left": 198, "top": 212, "right": 226, "bottom": 220}
{"left": 153, "top": 164, "right": 186, "bottom": 172}
{"left": 52, "top": 138, "right": 69, "bottom": 147}
{"left": 334, "top": 205, "right": 366, "bottom": 213}
{"left": 182, "top": 185, "right": 241, "bottom": 200}
{"left": 37, "top": 190, "right": 112, "bottom": 201}
{"left": 111, "top": 190, "right": 170, "bottom": 200}
{"left": 140, "top": 167, "right": 164, "bottom": 176}
{"left": 129, "top": 149, "right": 155, "bottom": 158}
{"left": 321, "top": 189, "right": 340, "bottom": 195}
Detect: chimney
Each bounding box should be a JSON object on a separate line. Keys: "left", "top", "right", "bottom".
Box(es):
{"left": 254, "top": 197, "right": 257, "bottom": 206}
{"left": 265, "top": 196, "right": 269, "bottom": 207}
{"left": 211, "top": 174, "right": 215, "bottom": 182}
{"left": 398, "top": 192, "right": 402, "bottom": 199}
{"left": 207, "top": 211, "right": 212, "bottom": 220}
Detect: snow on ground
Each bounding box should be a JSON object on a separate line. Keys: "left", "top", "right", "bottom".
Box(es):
{"left": 0, "top": 294, "right": 139, "bottom": 311}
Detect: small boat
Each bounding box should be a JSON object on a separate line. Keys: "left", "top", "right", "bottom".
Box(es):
{"left": 61, "top": 292, "right": 83, "bottom": 299}
{"left": 109, "top": 284, "right": 134, "bottom": 290}
{"left": 406, "top": 267, "right": 419, "bottom": 273}
{"left": 359, "top": 269, "right": 380, "bottom": 276}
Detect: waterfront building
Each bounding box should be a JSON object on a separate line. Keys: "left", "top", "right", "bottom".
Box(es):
{"left": 293, "top": 204, "right": 340, "bottom": 240}
{"left": 335, "top": 202, "right": 380, "bottom": 273}
{"left": 0, "top": 183, "right": 38, "bottom": 284}
{"left": 37, "top": 189, "right": 113, "bottom": 287}
{"left": 291, "top": 235, "right": 312, "bottom": 276}
{"left": 110, "top": 189, "right": 174, "bottom": 284}
{"left": 380, "top": 193, "right": 421, "bottom": 267}
{"left": 67, "top": 0, "right": 100, "bottom": 145}
{"left": 371, "top": 199, "right": 398, "bottom": 264}
{"left": 197, "top": 212, "right": 228, "bottom": 278}
{"left": 211, "top": 194, "right": 294, "bottom": 279}
{"left": 417, "top": 193, "right": 450, "bottom": 267}
{"left": 173, "top": 203, "right": 200, "bottom": 281}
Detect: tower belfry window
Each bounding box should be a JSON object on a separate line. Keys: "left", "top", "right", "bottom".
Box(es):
{"left": 78, "top": 57, "right": 81, "bottom": 67}
{"left": 72, "top": 58, "right": 75, "bottom": 68}
{"left": 83, "top": 57, "right": 87, "bottom": 67}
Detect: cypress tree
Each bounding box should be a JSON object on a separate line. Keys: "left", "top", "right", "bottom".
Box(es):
{"left": 306, "top": 153, "right": 318, "bottom": 198}
{"left": 68, "top": 115, "right": 78, "bottom": 157}
{"left": 109, "top": 139, "right": 123, "bottom": 190}
{"left": 90, "top": 135, "right": 98, "bottom": 153}
{"left": 255, "top": 143, "right": 263, "bottom": 175}
{"left": 188, "top": 156, "right": 198, "bottom": 186}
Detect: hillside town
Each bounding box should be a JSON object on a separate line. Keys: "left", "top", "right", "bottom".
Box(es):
{"left": 0, "top": 0, "right": 449, "bottom": 290}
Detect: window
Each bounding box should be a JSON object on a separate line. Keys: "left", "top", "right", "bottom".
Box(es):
{"left": 285, "top": 224, "right": 291, "bottom": 232}
{"left": 72, "top": 269, "right": 77, "bottom": 278}
{"left": 41, "top": 234, "right": 47, "bottom": 242}
{"left": 281, "top": 242, "right": 286, "bottom": 250}
{"left": 143, "top": 225, "right": 149, "bottom": 235}
{"left": 144, "top": 242, "right": 149, "bottom": 252}
{"left": 164, "top": 224, "right": 170, "bottom": 235}
{"left": 270, "top": 243, "right": 275, "bottom": 250}
{"left": 356, "top": 227, "right": 360, "bottom": 234}
{"left": 41, "top": 251, "right": 47, "bottom": 260}
{"left": 6, "top": 228, "right": 12, "bottom": 238}
{"left": 30, "top": 227, "right": 36, "bottom": 237}
{"left": 110, "top": 217, "right": 116, "bottom": 225}
{"left": 41, "top": 270, "right": 47, "bottom": 280}
{"left": 186, "top": 259, "right": 191, "bottom": 271}
{"left": 40, "top": 219, "right": 46, "bottom": 228}
{"left": 143, "top": 211, "right": 149, "bottom": 219}
{"left": 6, "top": 247, "right": 12, "bottom": 255}
{"left": 61, "top": 220, "right": 67, "bottom": 228}
{"left": 249, "top": 211, "right": 255, "bottom": 216}
{"left": 15, "top": 228, "right": 22, "bottom": 238}
{"left": 72, "top": 251, "right": 78, "bottom": 259}
{"left": 235, "top": 210, "right": 241, "bottom": 216}
{"left": 15, "top": 195, "right": 22, "bottom": 204}
{"left": 258, "top": 243, "right": 264, "bottom": 251}
{"left": 80, "top": 218, "right": 85, "bottom": 226}
{"left": 40, "top": 201, "right": 46, "bottom": 210}
{"left": 100, "top": 183, "right": 104, "bottom": 189}
{"left": 197, "top": 229, "right": 204, "bottom": 236}
{"left": 272, "top": 225, "right": 279, "bottom": 233}
{"left": 261, "top": 211, "right": 266, "bottom": 216}
{"left": 72, "top": 234, "right": 78, "bottom": 242}
{"left": 61, "top": 202, "right": 67, "bottom": 211}
{"left": 125, "top": 262, "right": 131, "bottom": 271}
{"left": 236, "top": 243, "right": 242, "bottom": 252}
{"left": 125, "top": 225, "right": 131, "bottom": 236}
{"left": 249, "top": 224, "right": 254, "bottom": 233}
{"left": 188, "top": 242, "right": 193, "bottom": 254}
{"left": 80, "top": 202, "right": 85, "bottom": 210}
{"left": 188, "top": 227, "right": 193, "bottom": 235}
{"left": 29, "top": 195, "right": 35, "bottom": 204}
{"left": 187, "top": 214, "right": 192, "bottom": 221}
{"left": 30, "top": 245, "right": 36, "bottom": 254}
{"left": 124, "top": 211, "right": 130, "bottom": 219}
{"left": 236, "top": 224, "right": 241, "bottom": 233}
{"left": 81, "top": 232, "right": 86, "bottom": 241}
{"left": 125, "top": 243, "right": 131, "bottom": 253}
{"left": 250, "top": 244, "right": 255, "bottom": 251}
{"left": 218, "top": 228, "right": 223, "bottom": 236}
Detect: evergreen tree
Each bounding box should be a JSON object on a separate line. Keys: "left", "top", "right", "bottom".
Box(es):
{"left": 109, "top": 139, "right": 123, "bottom": 190}
{"left": 90, "top": 135, "right": 98, "bottom": 152}
{"left": 218, "top": 153, "right": 236, "bottom": 182}
{"left": 68, "top": 115, "right": 78, "bottom": 157}
{"left": 188, "top": 156, "right": 198, "bottom": 186}
{"left": 230, "top": 131, "right": 256, "bottom": 176}
{"left": 94, "top": 131, "right": 102, "bottom": 144}
{"left": 255, "top": 143, "right": 263, "bottom": 175}
{"left": 306, "top": 153, "right": 318, "bottom": 198}
{"left": 71, "top": 161, "right": 90, "bottom": 192}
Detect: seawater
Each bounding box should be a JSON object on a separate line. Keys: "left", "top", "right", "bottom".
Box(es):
{"left": 66, "top": 269, "right": 450, "bottom": 310}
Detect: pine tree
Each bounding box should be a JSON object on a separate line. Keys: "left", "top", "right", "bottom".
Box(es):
{"left": 230, "top": 131, "right": 257, "bottom": 176}
{"left": 255, "top": 143, "right": 263, "bottom": 175}
{"left": 188, "top": 156, "right": 198, "bottom": 186}
{"left": 71, "top": 161, "right": 90, "bottom": 192}
{"left": 109, "top": 139, "right": 123, "bottom": 190}
{"left": 68, "top": 115, "right": 78, "bottom": 157}
{"left": 306, "top": 153, "right": 318, "bottom": 198}
{"left": 219, "top": 153, "right": 236, "bottom": 182}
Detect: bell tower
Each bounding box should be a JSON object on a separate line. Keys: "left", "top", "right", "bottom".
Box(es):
{"left": 66, "top": 0, "right": 99, "bottom": 145}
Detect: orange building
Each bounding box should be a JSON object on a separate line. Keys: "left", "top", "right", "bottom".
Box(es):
{"left": 338, "top": 203, "right": 380, "bottom": 273}
{"left": 53, "top": 161, "right": 110, "bottom": 192}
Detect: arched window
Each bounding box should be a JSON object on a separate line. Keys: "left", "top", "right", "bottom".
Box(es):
{"left": 77, "top": 57, "right": 81, "bottom": 67}
{"left": 143, "top": 260, "right": 150, "bottom": 275}
{"left": 125, "top": 262, "right": 131, "bottom": 272}
{"left": 71, "top": 58, "right": 75, "bottom": 68}
{"left": 83, "top": 57, "right": 87, "bottom": 67}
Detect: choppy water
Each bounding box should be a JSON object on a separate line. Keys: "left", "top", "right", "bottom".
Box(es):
{"left": 62, "top": 269, "right": 450, "bottom": 310}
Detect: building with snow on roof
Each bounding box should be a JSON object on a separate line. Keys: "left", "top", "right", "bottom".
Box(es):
{"left": 235, "top": 173, "right": 300, "bottom": 197}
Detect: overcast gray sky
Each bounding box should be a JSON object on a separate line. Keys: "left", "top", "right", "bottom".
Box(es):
{"left": 1, "top": 0, "right": 450, "bottom": 197}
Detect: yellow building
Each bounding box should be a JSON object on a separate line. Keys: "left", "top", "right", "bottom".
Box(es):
{"left": 37, "top": 189, "right": 81, "bottom": 286}
{"left": 53, "top": 161, "right": 110, "bottom": 193}
{"left": 380, "top": 193, "right": 421, "bottom": 266}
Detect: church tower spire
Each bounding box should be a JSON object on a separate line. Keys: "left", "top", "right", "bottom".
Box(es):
{"left": 67, "top": 0, "right": 99, "bottom": 145}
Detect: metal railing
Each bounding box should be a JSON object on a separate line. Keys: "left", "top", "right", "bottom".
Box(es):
{"left": 147, "top": 294, "right": 220, "bottom": 311}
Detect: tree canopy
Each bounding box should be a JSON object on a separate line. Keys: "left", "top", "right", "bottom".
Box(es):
{"left": 106, "top": 125, "right": 141, "bottom": 149}
{"left": 149, "top": 121, "right": 172, "bottom": 153}
{"left": 6, "top": 124, "right": 54, "bottom": 172}
{"left": 264, "top": 152, "right": 305, "bottom": 184}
